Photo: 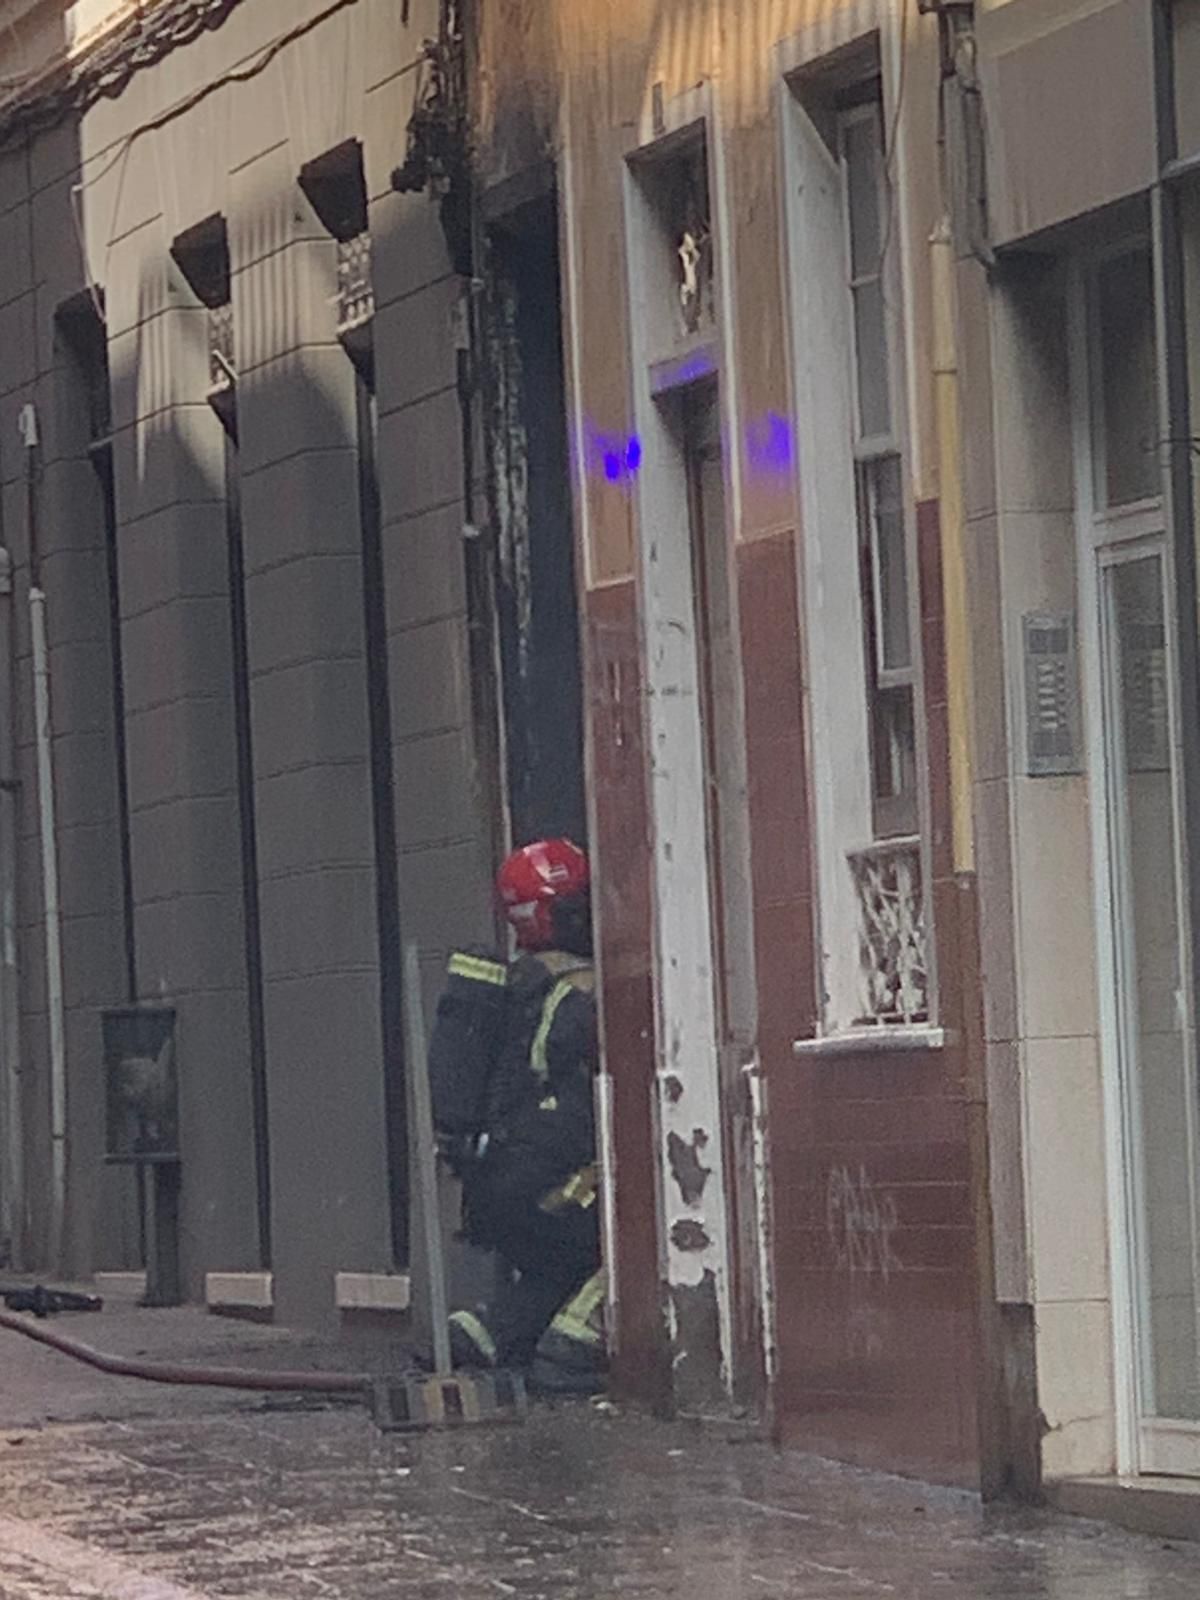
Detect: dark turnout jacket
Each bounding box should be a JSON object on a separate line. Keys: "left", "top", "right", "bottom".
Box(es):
{"left": 428, "top": 947, "right": 598, "bottom": 1237}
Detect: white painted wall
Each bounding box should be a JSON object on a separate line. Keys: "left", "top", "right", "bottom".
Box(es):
{"left": 622, "top": 110, "right": 736, "bottom": 1402}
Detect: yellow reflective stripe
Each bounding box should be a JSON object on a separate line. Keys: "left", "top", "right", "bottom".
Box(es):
{"left": 551, "top": 1314, "right": 602, "bottom": 1348}
{"left": 549, "top": 1270, "right": 606, "bottom": 1347}
{"left": 448, "top": 953, "right": 507, "bottom": 987}
{"left": 573, "top": 1269, "right": 606, "bottom": 1322}
{"left": 538, "top": 1164, "right": 598, "bottom": 1214}
{"left": 530, "top": 979, "right": 576, "bottom": 1079}
{"left": 449, "top": 1309, "right": 497, "bottom": 1364}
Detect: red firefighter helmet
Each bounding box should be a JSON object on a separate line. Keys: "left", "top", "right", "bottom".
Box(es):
{"left": 497, "top": 839, "right": 590, "bottom": 951}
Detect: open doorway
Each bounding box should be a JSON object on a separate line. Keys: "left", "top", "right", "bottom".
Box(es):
{"left": 485, "top": 195, "right": 587, "bottom": 850}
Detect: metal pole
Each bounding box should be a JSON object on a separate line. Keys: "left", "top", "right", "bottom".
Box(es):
{"left": 930, "top": 216, "right": 976, "bottom": 876}
{"left": 0, "top": 548, "right": 21, "bottom": 1268}
{"left": 31, "top": 581, "right": 67, "bottom": 1272}
{"left": 402, "top": 941, "right": 451, "bottom": 1374}
{"left": 22, "top": 406, "right": 68, "bottom": 1272}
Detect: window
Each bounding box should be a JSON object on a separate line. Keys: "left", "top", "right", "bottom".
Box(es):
{"left": 786, "top": 74, "right": 929, "bottom": 1030}
{"left": 1091, "top": 244, "right": 1159, "bottom": 511}
{"left": 839, "top": 100, "right": 918, "bottom": 841}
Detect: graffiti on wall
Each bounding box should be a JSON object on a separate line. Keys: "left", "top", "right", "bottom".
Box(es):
{"left": 826, "top": 1165, "right": 901, "bottom": 1282}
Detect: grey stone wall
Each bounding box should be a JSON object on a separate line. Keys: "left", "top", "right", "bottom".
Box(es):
{"left": 0, "top": 128, "right": 138, "bottom": 1277}
{"left": 0, "top": 0, "right": 495, "bottom": 1318}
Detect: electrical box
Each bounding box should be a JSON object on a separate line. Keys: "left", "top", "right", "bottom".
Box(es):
{"left": 103, "top": 1006, "right": 179, "bottom": 1165}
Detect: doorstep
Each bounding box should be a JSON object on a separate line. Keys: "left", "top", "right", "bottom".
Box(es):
{"left": 1047, "top": 1475, "right": 1200, "bottom": 1543}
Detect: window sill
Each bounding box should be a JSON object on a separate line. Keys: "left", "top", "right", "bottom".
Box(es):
{"left": 792, "top": 1025, "right": 950, "bottom": 1060}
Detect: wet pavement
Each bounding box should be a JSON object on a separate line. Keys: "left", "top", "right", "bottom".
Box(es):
{"left": 0, "top": 1301, "right": 1198, "bottom": 1597}
{"left": 0, "top": 1289, "right": 407, "bottom": 1433}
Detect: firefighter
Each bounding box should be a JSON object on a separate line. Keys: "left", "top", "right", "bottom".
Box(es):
{"left": 428, "top": 838, "right": 605, "bottom": 1394}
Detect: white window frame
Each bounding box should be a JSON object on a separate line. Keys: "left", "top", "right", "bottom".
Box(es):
{"left": 780, "top": 74, "right": 932, "bottom": 1038}
{"left": 839, "top": 99, "right": 920, "bottom": 842}
{"left": 841, "top": 100, "right": 899, "bottom": 462}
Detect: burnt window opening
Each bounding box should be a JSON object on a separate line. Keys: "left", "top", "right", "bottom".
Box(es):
{"left": 649, "top": 141, "right": 714, "bottom": 339}
{"left": 629, "top": 133, "right": 715, "bottom": 349}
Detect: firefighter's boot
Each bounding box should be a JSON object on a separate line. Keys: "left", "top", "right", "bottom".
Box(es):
{"left": 529, "top": 1269, "right": 607, "bottom": 1396}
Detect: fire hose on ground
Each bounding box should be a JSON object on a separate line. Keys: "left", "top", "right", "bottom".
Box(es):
{"left": 0, "top": 1303, "right": 525, "bottom": 1431}
{"left": 0, "top": 1305, "right": 371, "bottom": 1396}
{"left": 0, "top": 946, "right": 527, "bottom": 1432}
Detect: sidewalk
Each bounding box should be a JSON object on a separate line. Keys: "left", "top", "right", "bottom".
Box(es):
{"left": 0, "top": 1277, "right": 409, "bottom": 1431}
{"left": 0, "top": 1290, "right": 1197, "bottom": 1598}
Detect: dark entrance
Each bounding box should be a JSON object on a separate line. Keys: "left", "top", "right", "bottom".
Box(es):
{"left": 486, "top": 195, "right": 586, "bottom": 848}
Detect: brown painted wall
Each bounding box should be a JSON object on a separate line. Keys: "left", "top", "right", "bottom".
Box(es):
{"left": 471, "top": 0, "right": 994, "bottom": 1477}
{"left": 760, "top": 494, "right": 986, "bottom": 1484}
{"left": 741, "top": 513, "right": 985, "bottom": 1486}
{"left": 769, "top": 1040, "right": 980, "bottom": 1483}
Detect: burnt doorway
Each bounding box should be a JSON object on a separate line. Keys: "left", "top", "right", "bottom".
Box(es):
{"left": 486, "top": 195, "right": 586, "bottom": 849}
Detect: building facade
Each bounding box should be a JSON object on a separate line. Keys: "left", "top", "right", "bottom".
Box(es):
{"left": 477, "top": 0, "right": 1017, "bottom": 1490}
{"left": 481, "top": 0, "right": 1200, "bottom": 1507}
{"left": 962, "top": 0, "right": 1200, "bottom": 1504}
{"left": 5, "top": 0, "right": 1200, "bottom": 1515}
{"left": 0, "top": 0, "right": 504, "bottom": 1327}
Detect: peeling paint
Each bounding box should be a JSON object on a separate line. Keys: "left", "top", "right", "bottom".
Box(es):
{"left": 668, "top": 1270, "right": 725, "bottom": 1413}
{"left": 666, "top": 1128, "right": 711, "bottom": 1206}
{"left": 663, "top": 1074, "right": 684, "bottom": 1105}
{"left": 670, "top": 1218, "right": 711, "bottom": 1252}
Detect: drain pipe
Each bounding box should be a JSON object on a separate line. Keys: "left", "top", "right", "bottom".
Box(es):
{"left": 21, "top": 404, "right": 67, "bottom": 1271}
{"left": 929, "top": 221, "right": 975, "bottom": 873}
{"left": 0, "top": 547, "right": 21, "bottom": 1269}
